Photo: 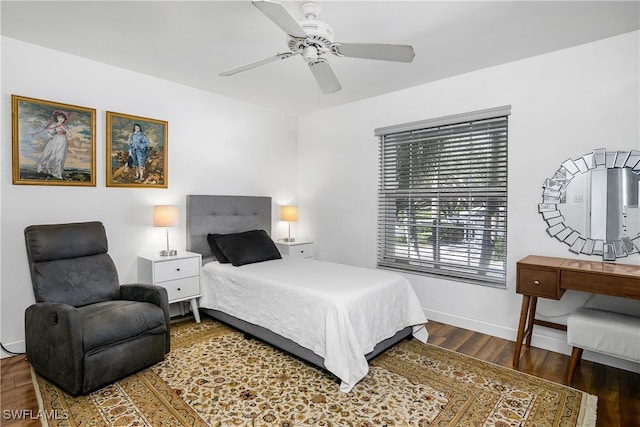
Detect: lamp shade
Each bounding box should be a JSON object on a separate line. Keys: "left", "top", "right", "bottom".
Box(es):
{"left": 280, "top": 205, "right": 298, "bottom": 222}
{"left": 153, "top": 205, "right": 179, "bottom": 227}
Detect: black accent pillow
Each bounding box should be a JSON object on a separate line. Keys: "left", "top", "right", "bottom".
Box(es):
{"left": 207, "top": 233, "right": 230, "bottom": 263}
{"left": 213, "top": 229, "right": 282, "bottom": 267}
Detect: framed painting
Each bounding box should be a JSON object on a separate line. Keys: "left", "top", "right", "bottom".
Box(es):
{"left": 106, "top": 111, "right": 168, "bottom": 188}
{"left": 12, "top": 95, "right": 96, "bottom": 186}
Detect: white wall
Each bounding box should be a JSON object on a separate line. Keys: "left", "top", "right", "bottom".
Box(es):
{"left": 298, "top": 31, "right": 640, "bottom": 371}
{"left": 0, "top": 37, "right": 299, "bottom": 355}
{"left": 3, "top": 31, "right": 639, "bottom": 373}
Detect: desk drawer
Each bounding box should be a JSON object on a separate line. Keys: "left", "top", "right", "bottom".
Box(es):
{"left": 517, "top": 267, "right": 562, "bottom": 299}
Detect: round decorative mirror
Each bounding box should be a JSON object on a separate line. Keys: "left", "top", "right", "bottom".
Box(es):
{"left": 539, "top": 148, "right": 640, "bottom": 261}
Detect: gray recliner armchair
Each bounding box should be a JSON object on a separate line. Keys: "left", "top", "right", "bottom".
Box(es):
{"left": 24, "top": 221, "right": 170, "bottom": 395}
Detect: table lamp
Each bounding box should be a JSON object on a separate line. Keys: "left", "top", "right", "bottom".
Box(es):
{"left": 280, "top": 205, "right": 298, "bottom": 242}
{"left": 153, "top": 205, "right": 179, "bottom": 256}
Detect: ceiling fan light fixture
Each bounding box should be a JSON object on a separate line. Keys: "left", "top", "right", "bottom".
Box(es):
{"left": 302, "top": 45, "right": 319, "bottom": 63}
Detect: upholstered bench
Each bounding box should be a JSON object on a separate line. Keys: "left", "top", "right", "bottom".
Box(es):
{"left": 566, "top": 305, "right": 640, "bottom": 383}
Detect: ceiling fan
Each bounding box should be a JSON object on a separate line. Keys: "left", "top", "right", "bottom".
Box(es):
{"left": 219, "top": 0, "right": 415, "bottom": 94}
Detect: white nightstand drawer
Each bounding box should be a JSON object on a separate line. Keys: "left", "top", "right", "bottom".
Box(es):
{"left": 276, "top": 242, "right": 314, "bottom": 259}
{"left": 162, "top": 276, "right": 200, "bottom": 302}
{"left": 154, "top": 257, "right": 200, "bottom": 282}
{"left": 288, "top": 243, "right": 314, "bottom": 258}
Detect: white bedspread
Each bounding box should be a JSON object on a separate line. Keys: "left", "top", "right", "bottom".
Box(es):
{"left": 200, "top": 257, "right": 428, "bottom": 392}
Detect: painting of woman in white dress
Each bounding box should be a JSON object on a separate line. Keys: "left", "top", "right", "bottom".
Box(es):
{"left": 34, "top": 110, "right": 70, "bottom": 179}
{"left": 106, "top": 111, "right": 168, "bottom": 188}
{"left": 11, "top": 95, "right": 96, "bottom": 186}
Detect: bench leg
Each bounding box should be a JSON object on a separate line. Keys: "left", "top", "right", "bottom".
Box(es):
{"left": 566, "top": 347, "right": 583, "bottom": 384}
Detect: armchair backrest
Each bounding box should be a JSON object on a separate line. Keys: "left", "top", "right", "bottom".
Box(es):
{"left": 24, "top": 221, "right": 120, "bottom": 306}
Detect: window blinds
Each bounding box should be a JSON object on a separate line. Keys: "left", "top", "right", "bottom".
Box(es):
{"left": 376, "top": 106, "right": 511, "bottom": 287}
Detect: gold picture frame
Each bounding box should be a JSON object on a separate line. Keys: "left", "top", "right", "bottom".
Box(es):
{"left": 106, "top": 111, "right": 168, "bottom": 188}
{"left": 12, "top": 95, "right": 96, "bottom": 186}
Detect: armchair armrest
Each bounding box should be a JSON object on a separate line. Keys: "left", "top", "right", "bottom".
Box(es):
{"left": 120, "top": 284, "right": 171, "bottom": 353}
{"left": 25, "top": 302, "right": 84, "bottom": 395}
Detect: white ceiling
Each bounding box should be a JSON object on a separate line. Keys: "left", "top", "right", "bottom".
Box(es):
{"left": 2, "top": 1, "right": 639, "bottom": 115}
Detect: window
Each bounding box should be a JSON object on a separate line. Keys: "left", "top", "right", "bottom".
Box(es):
{"left": 375, "top": 106, "right": 511, "bottom": 287}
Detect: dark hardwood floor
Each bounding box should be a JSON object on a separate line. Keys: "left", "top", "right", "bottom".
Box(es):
{"left": 427, "top": 321, "right": 640, "bottom": 427}
{"left": 2, "top": 320, "right": 639, "bottom": 426}
{"left": 1, "top": 354, "right": 40, "bottom": 427}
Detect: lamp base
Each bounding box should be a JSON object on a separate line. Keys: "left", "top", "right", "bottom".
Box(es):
{"left": 159, "top": 249, "right": 178, "bottom": 256}
{"left": 282, "top": 238, "right": 296, "bottom": 242}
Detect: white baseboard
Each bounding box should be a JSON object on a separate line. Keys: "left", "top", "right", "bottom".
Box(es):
{"left": 424, "top": 308, "right": 640, "bottom": 374}
{"left": 1, "top": 340, "right": 26, "bottom": 359}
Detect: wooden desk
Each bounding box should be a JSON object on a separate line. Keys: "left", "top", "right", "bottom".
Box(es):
{"left": 513, "top": 255, "right": 640, "bottom": 368}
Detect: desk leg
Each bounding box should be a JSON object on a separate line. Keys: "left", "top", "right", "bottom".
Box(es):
{"left": 525, "top": 296, "right": 538, "bottom": 347}
{"left": 513, "top": 295, "right": 533, "bottom": 368}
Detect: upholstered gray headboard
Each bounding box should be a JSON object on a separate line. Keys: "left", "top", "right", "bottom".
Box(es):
{"left": 186, "top": 195, "right": 272, "bottom": 263}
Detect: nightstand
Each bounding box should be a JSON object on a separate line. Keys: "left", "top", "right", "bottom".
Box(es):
{"left": 275, "top": 241, "right": 314, "bottom": 259}
{"left": 138, "top": 251, "right": 202, "bottom": 323}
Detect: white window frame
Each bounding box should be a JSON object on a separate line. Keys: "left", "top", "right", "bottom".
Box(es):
{"left": 375, "top": 106, "right": 511, "bottom": 287}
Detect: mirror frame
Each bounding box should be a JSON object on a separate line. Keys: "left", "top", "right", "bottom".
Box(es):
{"left": 539, "top": 148, "right": 640, "bottom": 261}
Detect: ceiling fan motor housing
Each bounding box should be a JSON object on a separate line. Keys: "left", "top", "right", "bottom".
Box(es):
{"left": 288, "top": 18, "right": 334, "bottom": 59}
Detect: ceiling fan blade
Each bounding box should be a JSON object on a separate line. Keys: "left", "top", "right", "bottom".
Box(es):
{"left": 219, "top": 52, "right": 295, "bottom": 76}
{"left": 252, "top": 0, "right": 308, "bottom": 38}
{"left": 333, "top": 43, "right": 415, "bottom": 63}
{"left": 308, "top": 60, "right": 341, "bottom": 94}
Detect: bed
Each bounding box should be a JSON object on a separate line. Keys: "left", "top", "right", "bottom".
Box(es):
{"left": 186, "top": 194, "right": 428, "bottom": 392}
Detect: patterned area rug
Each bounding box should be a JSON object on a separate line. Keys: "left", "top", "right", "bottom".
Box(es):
{"left": 33, "top": 318, "right": 597, "bottom": 426}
